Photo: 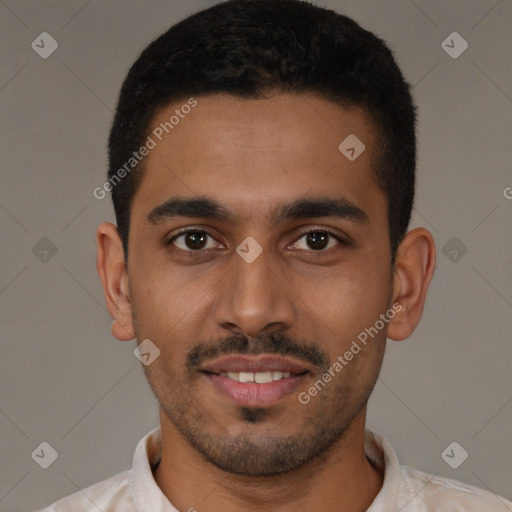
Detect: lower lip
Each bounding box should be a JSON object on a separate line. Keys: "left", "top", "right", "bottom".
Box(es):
{"left": 204, "top": 373, "right": 308, "bottom": 407}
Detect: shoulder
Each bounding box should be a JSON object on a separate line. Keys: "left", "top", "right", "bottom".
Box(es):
{"left": 398, "top": 465, "right": 512, "bottom": 511}
{"left": 34, "top": 469, "right": 133, "bottom": 512}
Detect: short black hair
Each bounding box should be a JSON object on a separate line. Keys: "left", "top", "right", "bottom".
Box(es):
{"left": 108, "top": 0, "right": 417, "bottom": 261}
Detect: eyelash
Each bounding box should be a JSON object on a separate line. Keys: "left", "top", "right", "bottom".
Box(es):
{"left": 166, "top": 227, "right": 348, "bottom": 253}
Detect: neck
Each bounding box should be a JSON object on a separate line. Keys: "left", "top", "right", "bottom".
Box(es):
{"left": 154, "top": 410, "right": 383, "bottom": 512}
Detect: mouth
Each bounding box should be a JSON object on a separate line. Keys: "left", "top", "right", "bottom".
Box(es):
{"left": 200, "top": 355, "right": 311, "bottom": 407}
{"left": 212, "top": 370, "right": 296, "bottom": 383}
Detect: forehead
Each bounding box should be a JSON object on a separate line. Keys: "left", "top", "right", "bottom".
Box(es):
{"left": 132, "top": 93, "right": 385, "bottom": 225}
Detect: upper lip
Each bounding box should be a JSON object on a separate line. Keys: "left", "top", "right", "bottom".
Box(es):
{"left": 200, "top": 355, "right": 311, "bottom": 375}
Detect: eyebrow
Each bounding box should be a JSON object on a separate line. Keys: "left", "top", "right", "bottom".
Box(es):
{"left": 147, "top": 196, "right": 369, "bottom": 225}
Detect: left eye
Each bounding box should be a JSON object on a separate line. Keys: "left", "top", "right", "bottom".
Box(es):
{"left": 291, "top": 231, "right": 341, "bottom": 251}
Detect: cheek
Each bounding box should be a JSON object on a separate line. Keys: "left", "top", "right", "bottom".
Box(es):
{"left": 130, "top": 259, "right": 195, "bottom": 318}
{"left": 298, "top": 257, "right": 391, "bottom": 340}
{"left": 129, "top": 264, "right": 216, "bottom": 362}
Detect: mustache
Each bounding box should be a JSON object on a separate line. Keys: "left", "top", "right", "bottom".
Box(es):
{"left": 185, "top": 332, "right": 330, "bottom": 373}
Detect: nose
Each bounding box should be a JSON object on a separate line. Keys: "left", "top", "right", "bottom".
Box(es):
{"left": 212, "top": 247, "right": 296, "bottom": 339}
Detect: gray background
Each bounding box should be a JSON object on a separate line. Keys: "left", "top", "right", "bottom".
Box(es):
{"left": 1, "top": 0, "right": 511, "bottom": 510}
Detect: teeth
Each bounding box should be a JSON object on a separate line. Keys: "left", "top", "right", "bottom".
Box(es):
{"left": 219, "top": 371, "right": 293, "bottom": 382}
{"left": 254, "top": 371, "right": 273, "bottom": 383}
{"left": 238, "top": 371, "right": 254, "bottom": 383}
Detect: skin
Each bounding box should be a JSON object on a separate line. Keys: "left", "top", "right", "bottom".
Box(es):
{"left": 97, "top": 93, "right": 436, "bottom": 512}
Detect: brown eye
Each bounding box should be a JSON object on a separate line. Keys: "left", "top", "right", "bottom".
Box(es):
{"left": 292, "top": 230, "right": 341, "bottom": 251}
{"left": 305, "top": 232, "right": 330, "bottom": 250}
{"left": 169, "top": 231, "right": 217, "bottom": 251}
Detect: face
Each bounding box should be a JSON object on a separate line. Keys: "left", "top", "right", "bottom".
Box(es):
{"left": 125, "top": 93, "right": 395, "bottom": 476}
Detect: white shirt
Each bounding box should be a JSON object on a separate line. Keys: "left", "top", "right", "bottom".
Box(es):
{"left": 36, "top": 426, "right": 511, "bottom": 511}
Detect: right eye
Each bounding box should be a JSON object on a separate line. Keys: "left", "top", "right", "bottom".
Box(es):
{"left": 167, "top": 230, "right": 223, "bottom": 252}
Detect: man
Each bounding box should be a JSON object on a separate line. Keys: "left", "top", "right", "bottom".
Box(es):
{"left": 38, "top": 0, "right": 511, "bottom": 510}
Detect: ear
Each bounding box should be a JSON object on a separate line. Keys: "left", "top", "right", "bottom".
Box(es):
{"left": 96, "top": 222, "right": 135, "bottom": 341}
{"left": 387, "top": 227, "right": 436, "bottom": 341}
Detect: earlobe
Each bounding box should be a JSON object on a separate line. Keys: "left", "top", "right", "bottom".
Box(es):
{"left": 96, "top": 222, "right": 135, "bottom": 341}
{"left": 387, "top": 227, "right": 436, "bottom": 341}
